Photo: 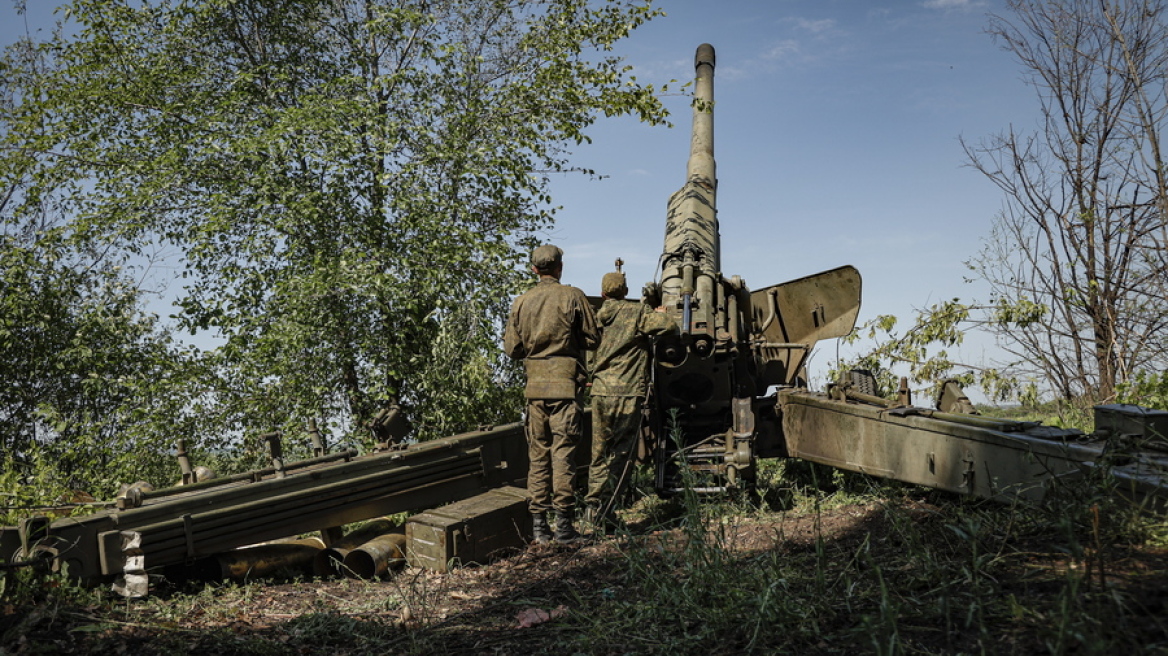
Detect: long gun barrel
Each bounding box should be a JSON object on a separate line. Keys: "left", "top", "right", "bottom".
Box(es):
{"left": 660, "top": 44, "right": 720, "bottom": 355}
{"left": 647, "top": 44, "right": 863, "bottom": 495}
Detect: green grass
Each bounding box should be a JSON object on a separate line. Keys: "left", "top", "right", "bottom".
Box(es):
{"left": 4, "top": 408, "right": 1167, "bottom": 655}
{"left": 4, "top": 472, "right": 1165, "bottom": 655}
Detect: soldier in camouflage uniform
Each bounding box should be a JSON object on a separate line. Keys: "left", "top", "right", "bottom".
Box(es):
{"left": 586, "top": 270, "right": 676, "bottom": 529}
{"left": 503, "top": 244, "right": 599, "bottom": 545}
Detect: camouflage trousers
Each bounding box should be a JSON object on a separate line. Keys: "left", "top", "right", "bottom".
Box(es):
{"left": 586, "top": 395, "right": 642, "bottom": 509}
{"left": 524, "top": 397, "right": 583, "bottom": 515}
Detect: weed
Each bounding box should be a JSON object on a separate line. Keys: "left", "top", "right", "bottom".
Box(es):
{"left": 6, "top": 403, "right": 1168, "bottom": 655}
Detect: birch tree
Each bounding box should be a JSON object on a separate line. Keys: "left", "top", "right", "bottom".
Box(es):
{"left": 0, "top": 0, "right": 669, "bottom": 480}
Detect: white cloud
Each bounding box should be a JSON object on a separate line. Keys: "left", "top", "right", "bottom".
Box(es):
{"left": 793, "top": 18, "right": 836, "bottom": 34}
{"left": 760, "top": 39, "right": 801, "bottom": 63}
{"left": 922, "top": 0, "right": 986, "bottom": 10}
{"left": 752, "top": 15, "right": 850, "bottom": 69}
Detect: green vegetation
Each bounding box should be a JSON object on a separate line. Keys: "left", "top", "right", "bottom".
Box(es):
{"left": 2, "top": 1, "right": 1166, "bottom": 653}
{"left": 0, "top": 0, "right": 670, "bottom": 504}
{"left": 3, "top": 457, "right": 1165, "bottom": 655}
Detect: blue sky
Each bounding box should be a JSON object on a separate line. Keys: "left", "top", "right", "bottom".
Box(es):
{"left": 543, "top": 0, "right": 1036, "bottom": 390}
{"left": 3, "top": 0, "right": 1037, "bottom": 394}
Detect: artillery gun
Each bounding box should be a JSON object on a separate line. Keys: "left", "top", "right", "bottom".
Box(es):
{"left": 643, "top": 44, "right": 861, "bottom": 495}
{"left": 636, "top": 45, "right": 1167, "bottom": 510}
{"left": 3, "top": 44, "right": 1166, "bottom": 598}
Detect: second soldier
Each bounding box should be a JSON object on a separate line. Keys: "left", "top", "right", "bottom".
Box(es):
{"left": 586, "top": 267, "right": 676, "bottom": 530}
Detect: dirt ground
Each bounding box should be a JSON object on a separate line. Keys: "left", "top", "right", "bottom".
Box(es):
{"left": 3, "top": 496, "right": 1167, "bottom": 655}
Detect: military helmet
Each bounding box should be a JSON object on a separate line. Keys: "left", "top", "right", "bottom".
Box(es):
{"left": 602, "top": 271, "right": 628, "bottom": 297}
{"left": 531, "top": 244, "right": 563, "bottom": 270}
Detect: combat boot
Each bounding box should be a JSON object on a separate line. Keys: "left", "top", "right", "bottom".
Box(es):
{"left": 531, "top": 513, "right": 552, "bottom": 545}
{"left": 554, "top": 512, "right": 587, "bottom": 545}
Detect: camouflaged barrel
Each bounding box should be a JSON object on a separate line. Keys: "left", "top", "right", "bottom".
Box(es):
{"left": 659, "top": 44, "right": 719, "bottom": 347}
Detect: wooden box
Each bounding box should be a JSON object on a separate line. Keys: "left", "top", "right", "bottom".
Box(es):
{"left": 406, "top": 486, "right": 531, "bottom": 572}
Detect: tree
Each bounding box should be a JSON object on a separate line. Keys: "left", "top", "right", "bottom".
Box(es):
{"left": 962, "top": 0, "right": 1168, "bottom": 402}
{"left": 834, "top": 300, "right": 1029, "bottom": 405}
{"left": 0, "top": 232, "right": 202, "bottom": 500}
{"left": 1, "top": 26, "right": 206, "bottom": 498}
{"left": 0, "top": 0, "right": 669, "bottom": 472}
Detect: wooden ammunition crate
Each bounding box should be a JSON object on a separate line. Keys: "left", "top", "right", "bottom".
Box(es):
{"left": 406, "top": 486, "right": 531, "bottom": 572}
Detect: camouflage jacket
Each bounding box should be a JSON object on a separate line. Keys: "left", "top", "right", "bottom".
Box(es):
{"left": 590, "top": 299, "right": 677, "bottom": 397}
{"left": 503, "top": 277, "right": 600, "bottom": 399}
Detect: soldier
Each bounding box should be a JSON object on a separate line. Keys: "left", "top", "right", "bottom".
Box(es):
{"left": 503, "top": 244, "right": 600, "bottom": 545}
{"left": 586, "top": 268, "right": 676, "bottom": 530}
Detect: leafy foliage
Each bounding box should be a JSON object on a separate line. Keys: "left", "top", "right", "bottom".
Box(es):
{"left": 0, "top": 0, "right": 670, "bottom": 491}
{"left": 0, "top": 233, "right": 192, "bottom": 500}
{"left": 1115, "top": 371, "right": 1168, "bottom": 410}
{"left": 834, "top": 299, "right": 1033, "bottom": 404}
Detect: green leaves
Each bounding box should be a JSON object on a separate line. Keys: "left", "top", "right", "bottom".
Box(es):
{"left": 837, "top": 299, "right": 1032, "bottom": 404}
{"left": 1114, "top": 371, "right": 1168, "bottom": 410}
{"left": 991, "top": 296, "right": 1047, "bottom": 327}
{"left": 0, "top": 232, "right": 189, "bottom": 493}
{"left": 0, "top": 0, "right": 668, "bottom": 487}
